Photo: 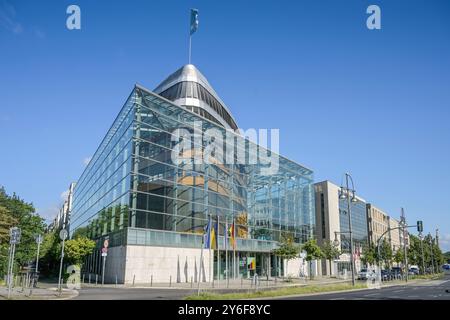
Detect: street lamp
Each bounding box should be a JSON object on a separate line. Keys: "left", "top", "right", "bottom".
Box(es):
{"left": 339, "top": 173, "right": 358, "bottom": 286}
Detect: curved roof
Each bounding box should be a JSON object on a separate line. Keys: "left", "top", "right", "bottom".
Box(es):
{"left": 153, "top": 64, "right": 238, "bottom": 130}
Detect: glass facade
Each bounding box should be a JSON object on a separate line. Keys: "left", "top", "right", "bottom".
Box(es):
{"left": 70, "top": 85, "right": 315, "bottom": 255}
{"left": 338, "top": 198, "right": 369, "bottom": 252}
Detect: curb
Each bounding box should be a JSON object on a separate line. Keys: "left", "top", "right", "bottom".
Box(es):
{"left": 250, "top": 287, "right": 371, "bottom": 300}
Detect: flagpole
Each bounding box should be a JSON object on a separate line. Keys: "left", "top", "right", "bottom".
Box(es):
{"left": 217, "top": 215, "right": 220, "bottom": 288}
{"left": 233, "top": 217, "right": 237, "bottom": 280}
{"left": 189, "top": 34, "right": 192, "bottom": 65}
{"left": 225, "top": 217, "right": 228, "bottom": 286}
{"left": 197, "top": 229, "right": 204, "bottom": 295}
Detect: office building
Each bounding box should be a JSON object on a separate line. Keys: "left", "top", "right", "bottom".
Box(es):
{"left": 69, "top": 64, "right": 316, "bottom": 283}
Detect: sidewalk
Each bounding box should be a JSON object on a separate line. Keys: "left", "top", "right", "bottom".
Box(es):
{"left": 0, "top": 286, "right": 78, "bottom": 300}
{"left": 79, "top": 276, "right": 353, "bottom": 293}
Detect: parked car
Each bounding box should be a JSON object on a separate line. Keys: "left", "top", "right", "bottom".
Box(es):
{"left": 409, "top": 266, "right": 420, "bottom": 275}
{"left": 391, "top": 267, "right": 403, "bottom": 279}
{"left": 357, "top": 268, "right": 376, "bottom": 280}
{"left": 380, "top": 269, "right": 389, "bottom": 281}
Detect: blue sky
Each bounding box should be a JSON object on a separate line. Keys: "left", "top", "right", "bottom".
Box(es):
{"left": 0, "top": 0, "right": 449, "bottom": 250}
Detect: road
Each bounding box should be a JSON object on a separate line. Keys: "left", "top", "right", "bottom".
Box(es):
{"left": 280, "top": 275, "right": 450, "bottom": 300}
{"left": 71, "top": 275, "right": 450, "bottom": 300}
{"left": 73, "top": 286, "right": 195, "bottom": 300}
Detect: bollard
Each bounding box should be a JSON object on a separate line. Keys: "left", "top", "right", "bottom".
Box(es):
{"left": 151, "top": 275, "right": 153, "bottom": 287}
{"left": 169, "top": 275, "right": 172, "bottom": 287}
{"left": 95, "top": 274, "right": 98, "bottom": 286}
{"left": 241, "top": 277, "right": 243, "bottom": 288}
{"left": 115, "top": 275, "right": 118, "bottom": 287}
{"left": 191, "top": 276, "right": 193, "bottom": 288}
{"left": 212, "top": 279, "right": 215, "bottom": 288}
{"left": 132, "top": 275, "right": 135, "bottom": 286}
{"left": 82, "top": 274, "right": 85, "bottom": 284}
{"left": 88, "top": 274, "right": 91, "bottom": 284}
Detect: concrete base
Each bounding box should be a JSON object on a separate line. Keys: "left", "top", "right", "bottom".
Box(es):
{"left": 104, "top": 245, "right": 212, "bottom": 284}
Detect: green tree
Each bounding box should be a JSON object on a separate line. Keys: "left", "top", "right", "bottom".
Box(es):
{"left": 39, "top": 231, "right": 61, "bottom": 276}
{"left": 0, "top": 187, "right": 46, "bottom": 275}
{"left": 0, "top": 205, "right": 17, "bottom": 242}
{"left": 393, "top": 249, "right": 404, "bottom": 267}
{"left": 321, "top": 240, "right": 340, "bottom": 277}
{"left": 361, "top": 243, "right": 376, "bottom": 266}
{"left": 302, "top": 239, "right": 323, "bottom": 279}
{"left": 379, "top": 239, "right": 393, "bottom": 269}
{"left": 443, "top": 251, "right": 450, "bottom": 264}
{"left": 272, "top": 233, "right": 300, "bottom": 278}
{"left": 61, "top": 237, "right": 96, "bottom": 266}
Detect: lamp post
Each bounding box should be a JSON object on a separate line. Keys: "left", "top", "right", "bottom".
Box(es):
{"left": 429, "top": 233, "right": 435, "bottom": 274}
{"left": 339, "top": 173, "right": 358, "bottom": 287}
{"left": 419, "top": 233, "right": 426, "bottom": 275}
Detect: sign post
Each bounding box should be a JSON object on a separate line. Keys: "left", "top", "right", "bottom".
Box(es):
{"left": 7, "top": 227, "right": 21, "bottom": 299}
{"left": 101, "top": 237, "right": 109, "bottom": 285}
{"left": 58, "top": 229, "right": 68, "bottom": 294}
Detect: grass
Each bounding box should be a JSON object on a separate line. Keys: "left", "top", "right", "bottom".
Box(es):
{"left": 410, "top": 272, "right": 445, "bottom": 280}
{"left": 185, "top": 283, "right": 367, "bottom": 300}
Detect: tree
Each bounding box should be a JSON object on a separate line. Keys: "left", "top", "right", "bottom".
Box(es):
{"left": 39, "top": 231, "right": 61, "bottom": 276}
{"left": 321, "top": 240, "right": 340, "bottom": 277}
{"left": 378, "top": 238, "right": 393, "bottom": 269}
{"left": 361, "top": 243, "right": 376, "bottom": 267}
{"left": 272, "top": 233, "right": 300, "bottom": 278}
{"left": 0, "top": 187, "right": 46, "bottom": 275}
{"left": 302, "top": 239, "right": 323, "bottom": 279}
{"left": 443, "top": 251, "right": 450, "bottom": 264}
{"left": 0, "top": 205, "right": 16, "bottom": 243}
{"left": 393, "top": 249, "right": 404, "bottom": 267}
{"left": 62, "top": 237, "right": 96, "bottom": 266}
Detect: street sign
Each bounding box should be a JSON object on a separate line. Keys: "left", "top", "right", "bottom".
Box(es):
{"left": 35, "top": 234, "right": 43, "bottom": 244}
{"left": 101, "top": 252, "right": 107, "bottom": 257}
{"left": 300, "top": 251, "right": 307, "bottom": 259}
{"left": 59, "top": 229, "right": 68, "bottom": 241}
{"left": 10, "top": 227, "right": 21, "bottom": 244}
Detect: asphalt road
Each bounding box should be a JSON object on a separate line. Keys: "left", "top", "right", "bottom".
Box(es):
{"left": 73, "top": 287, "right": 195, "bottom": 300}
{"left": 72, "top": 276, "right": 450, "bottom": 300}
{"left": 280, "top": 275, "right": 450, "bottom": 300}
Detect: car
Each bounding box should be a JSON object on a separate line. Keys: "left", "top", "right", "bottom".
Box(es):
{"left": 409, "top": 267, "right": 420, "bottom": 275}
{"left": 381, "top": 269, "right": 392, "bottom": 281}
{"left": 357, "top": 268, "right": 376, "bottom": 281}
{"left": 391, "top": 267, "right": 403, "bottom": 279}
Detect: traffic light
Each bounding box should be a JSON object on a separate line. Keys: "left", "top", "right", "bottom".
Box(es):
{"left": 417, "top": 220, "right": 423, "bottom": 233}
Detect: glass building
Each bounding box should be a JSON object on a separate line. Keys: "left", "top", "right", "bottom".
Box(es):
{"left": 69, "top": 65, "right": 315, "bottom": 283}
{"left": 338, "top": 197, "right": 369, "bottom": 252}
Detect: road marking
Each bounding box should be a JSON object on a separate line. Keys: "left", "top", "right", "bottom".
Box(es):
{"left": 331, "top": 298, "right": 345, "bottom": 300}
{"left": 392, "top": 289, "right": 404, "bottom": 293}
{"left": 364, "top": 293, "right": 380, "bottom": 297}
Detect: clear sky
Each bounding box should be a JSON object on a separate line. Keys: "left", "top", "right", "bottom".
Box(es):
{"left": 1, "top": 0, "right": 449, "bottom": 250}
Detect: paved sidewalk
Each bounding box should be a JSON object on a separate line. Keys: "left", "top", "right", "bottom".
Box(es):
{"left": 0, "top": 286, "right": 78, "bottom": 300}
{"left": 78, "top": 276, "right": 353, "bottom": 293}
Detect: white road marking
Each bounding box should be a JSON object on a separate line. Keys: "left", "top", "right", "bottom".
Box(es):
{"left": 331, "top": 298, "right": 345, "bottom": 300}
{"left": 364, "top": 293, "right": 380, "bottom": 297}
{"left": 392, "top": 289, "right": 404, "bottom": 293}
